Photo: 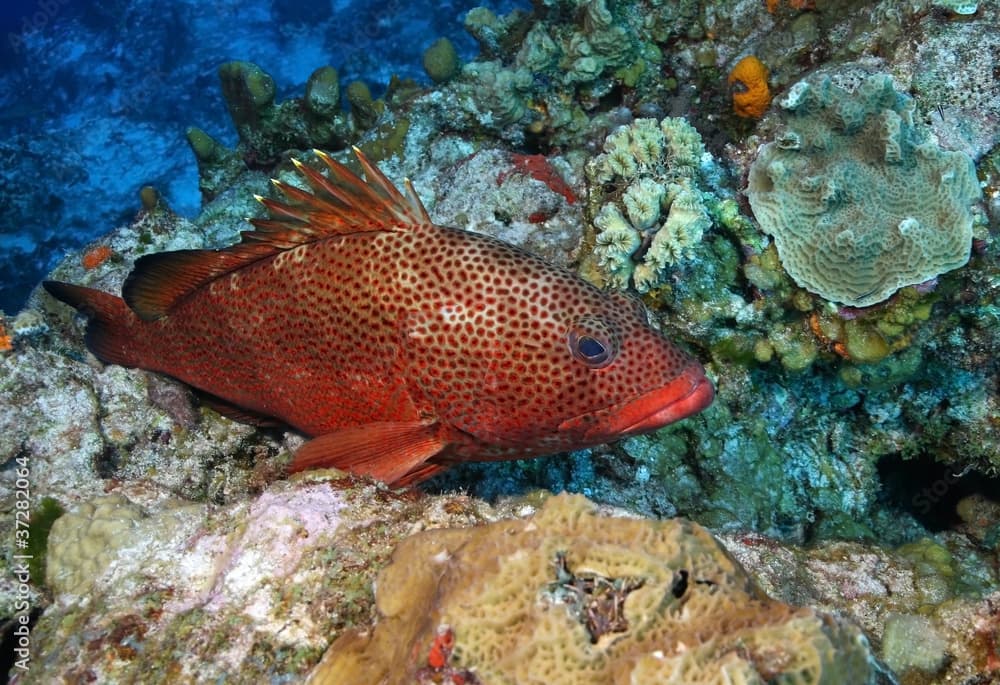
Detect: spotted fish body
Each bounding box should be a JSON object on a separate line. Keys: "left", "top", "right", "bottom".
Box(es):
{"left": 45, "top": 150, "right": 713, "bottom": 485}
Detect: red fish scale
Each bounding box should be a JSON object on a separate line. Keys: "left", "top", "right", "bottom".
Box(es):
{"left": 132, "top": 219, "right": 693, "bottom": 463}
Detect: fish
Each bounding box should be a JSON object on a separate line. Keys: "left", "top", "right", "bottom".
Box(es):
{"left": 44, "top": 148, "right": 714, "bottom": 486}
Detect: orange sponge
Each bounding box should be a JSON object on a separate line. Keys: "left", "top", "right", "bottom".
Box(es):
{"left": 728, "top": 55, "right": 771, "bottom": 119}
{"left": 81, "top": 245, "right": 114, "bottom": 270}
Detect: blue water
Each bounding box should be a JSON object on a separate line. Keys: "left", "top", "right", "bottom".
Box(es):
{"left": 0, "top": 0, "right": 522, "bottom": 314}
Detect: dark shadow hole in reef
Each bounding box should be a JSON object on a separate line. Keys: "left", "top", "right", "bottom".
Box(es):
{"left": 877, "top": 453, "right": 1000, "bottom": 532}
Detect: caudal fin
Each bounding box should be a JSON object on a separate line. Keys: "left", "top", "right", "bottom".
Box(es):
{"left": 43, "top": 281, "right": 144, "bottom": 368}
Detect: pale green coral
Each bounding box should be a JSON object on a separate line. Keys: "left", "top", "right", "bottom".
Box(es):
{"left": 459, "top": 61, "right": 533, "bottom": 128}
{"left": 517, "top": 24, "right": 560, "bottom": 72}
{"left": 593, "top": 204, "right": 641, "bottom": 288}
{"left": 634, "top": 185, "right": 710, "bottom": 291}
{"left": 46, "top": 494, "right": 148, "bottom": 596}
{"left": 527, "top": 0, "right": 637, "bottom": 86}
{"left": 881, "top": 613, "right": 947, "bottom": 674}
{"left": 660, "top": 116, "right": 706, "bottom": 168}
{"left": 747, "top": 73, "right": 983, "bottom": 307}
{"left": 622, "top": 176, "right": 663, "bottom": 229}
{"left": 587, "top": 117, "right": 711, "bottom": 291}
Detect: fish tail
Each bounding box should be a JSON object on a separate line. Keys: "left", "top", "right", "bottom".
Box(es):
{"left": 43, "top": 281, "right": 145, "bottom": 367}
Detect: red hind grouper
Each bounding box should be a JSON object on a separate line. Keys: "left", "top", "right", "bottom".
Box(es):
{"left": 44, "top": 149, "right": 714, "bottom": 486}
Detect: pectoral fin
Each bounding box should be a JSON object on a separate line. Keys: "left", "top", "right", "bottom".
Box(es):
{"left": 289, "top": 421, "right": 447, "bottom": 486}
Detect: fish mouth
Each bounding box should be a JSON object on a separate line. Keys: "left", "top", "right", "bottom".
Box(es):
{"left": 561, "top": 364, "right": 715, "bottom": 443}
{"left": 615, "top": 367, "right": 714, "bottom": 435}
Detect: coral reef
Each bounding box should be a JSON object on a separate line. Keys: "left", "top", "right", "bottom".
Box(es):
{"left": 747, "top": 73, "right": 983, "bottom": 307}
{"left": 428, "top": 0, "right": 669, "bottom": 146}
{"left": 430, "top": 148, "right": 585, "bottom": 264}
{"left": 584, "top": 117, "right": 713, "bottom": 291}
{"left": 4, "top": 2, "right": 1000, "bottom": 684}
{"left": 721, "top": 520, "right": 1000, "bottom": 685}
{"left": 310, "top": 494, "right": 883, "bottom": 685}
{"left": 19, "top": 483, "right": 998, "bottom": 683}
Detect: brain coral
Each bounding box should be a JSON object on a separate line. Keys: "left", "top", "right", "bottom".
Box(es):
{"left": 307, "top": 494, "right": 880, "bottom": 685}
{"left": 746, "top": 73, "right": 982, "bottom": 307}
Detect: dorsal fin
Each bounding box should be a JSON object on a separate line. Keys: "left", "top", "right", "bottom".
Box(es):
{"left": 124, "top": 148, "right": 431, "bottom": 321}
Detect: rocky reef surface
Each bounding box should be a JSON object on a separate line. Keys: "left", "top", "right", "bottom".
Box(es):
{"left": 2, "top": 0, "right": 1000, "bottom": 683}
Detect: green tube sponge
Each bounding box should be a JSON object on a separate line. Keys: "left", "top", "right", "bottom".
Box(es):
{"left": 346, "top": 81, "right": 383, "bottom": 130}
{"left": 218, "top": 61, "right": 276, "bottom": 129}
{"left": 241, "top": 63, "right": 276, "bottom": 108}
{"left": 305, "top": 66, "right": 340, "bottom": 118}
{"left": 422, "top": 38, "right": 460, "bottom": 84}
{"left": 185, "top": 126, "right": 223, "bottom": 163}
{"left": 218, "top": 61, "right": 275, "bottom": 107}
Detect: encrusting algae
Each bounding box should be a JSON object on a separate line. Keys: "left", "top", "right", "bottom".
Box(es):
{"left": 80, "top": 244, "right": 114, "bottom": 271}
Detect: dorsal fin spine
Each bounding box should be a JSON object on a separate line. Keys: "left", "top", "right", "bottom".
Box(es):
{"left": 344, "top": 148, "right": 410, "bottom": 212}
{"left": 122, "top": 149, "right": 425, "bottom": 320}
{"left": 290, "top": 159, "right": 394, "bottom": 229}
{"left": 403, "top": 178, "right": 431, "bottom": 224}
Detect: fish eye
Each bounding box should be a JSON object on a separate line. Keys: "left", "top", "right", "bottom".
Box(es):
{"left": 567, "top": 316, "right": 619, "bottom": 369}
{"left": 577, "top": 336, "right": 607, "bottom": 360}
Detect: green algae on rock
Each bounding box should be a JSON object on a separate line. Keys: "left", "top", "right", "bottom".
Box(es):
{"left": 25, "top": 496, "right": 65, "bottom": 586}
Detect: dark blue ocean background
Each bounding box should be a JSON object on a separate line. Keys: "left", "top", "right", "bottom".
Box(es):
{"left": 0, "top": 0, "right": 522, "bottom": 314}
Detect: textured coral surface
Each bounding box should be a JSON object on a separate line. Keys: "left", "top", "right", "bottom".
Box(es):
{"left": 309, "top": 494, "right": 882, "bottom": 685}
{"left": 747, "top": 74, "right": 982, "bottom": 307}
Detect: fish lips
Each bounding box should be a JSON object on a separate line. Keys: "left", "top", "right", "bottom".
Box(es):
{"left": 559, "top": 364, "right": 715, "bottom": 444}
